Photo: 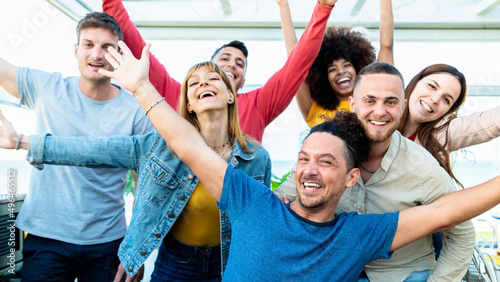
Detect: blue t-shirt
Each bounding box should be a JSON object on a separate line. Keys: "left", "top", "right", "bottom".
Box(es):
{"left": 219, "top": 167, "right": 398, "bottom": 281}
{"left": 16, "top": 67, "right": 154, "bottom": 245}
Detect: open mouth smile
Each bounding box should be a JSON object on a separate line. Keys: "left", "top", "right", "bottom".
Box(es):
{"left": 198, "top": 91, "right": 216, "bottom": 99}
{"left": 420, "top": 100, "right": 433, "bottom": 113}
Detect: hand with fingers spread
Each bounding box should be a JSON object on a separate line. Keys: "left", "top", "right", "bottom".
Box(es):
{"left": 318, "top": 0, "right": 338, "bottom": 7}
{"left": 99, "top": 41, "right": 152, "bottom": 95}
{"left": 0, "top": 110, "right": 20, "bottom": 149}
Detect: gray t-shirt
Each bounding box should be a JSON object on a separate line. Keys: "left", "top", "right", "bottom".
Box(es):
{"left": 16, "top": 67, "right": 154, "bottom": 245}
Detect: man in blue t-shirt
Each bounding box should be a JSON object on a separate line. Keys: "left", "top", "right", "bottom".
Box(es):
{"left": 0, "top": 12, "right": 152, "bottom": 282}
{"left": 101, "top": 40, "right": 500, "bottom": 281}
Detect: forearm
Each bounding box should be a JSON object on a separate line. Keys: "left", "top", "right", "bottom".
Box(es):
{"left": 443, "top": 106, "right": 500, "bottom": 151}
{"left": 0, "top": 58, "right": 19, "bottom": 98}
{"left": 277, "top": 0, "right": 297, "bottom": 56}
{"left": 102, "top": 0, "right": 181, "bottom": 108}
{"left": 26, "top": 134, "right": 140, "bottom": 170}
{"left": 133, "top": 82, "right": 226, "bottom": 201}
{"left": 377, "top": 0, "right": 394, "bottom": 65}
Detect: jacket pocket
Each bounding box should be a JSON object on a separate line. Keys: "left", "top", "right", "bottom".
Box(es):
{"left": 140, "top": 159, "right": 180, "bottom": 201}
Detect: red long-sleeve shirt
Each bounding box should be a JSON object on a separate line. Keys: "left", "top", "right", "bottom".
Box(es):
{"left": 103, "top": 0, "right": 332, "bottom": 141}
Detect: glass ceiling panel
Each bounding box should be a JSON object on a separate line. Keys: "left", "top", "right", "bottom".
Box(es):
{"left": 49, "top": 0, "right": 500, "bottom": 28}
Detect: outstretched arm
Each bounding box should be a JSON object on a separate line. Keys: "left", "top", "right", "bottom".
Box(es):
{"left": 275, "top": 0, "right": 313, "bottom": 121}
{"left": 377, "top": 0, "right": 394, "bottom": 65}
{"left": 276, "top": 0, "right": 297, "bottom": 56}
{"left": 391, "top": 176, "right": 500, "bottom": 251}
{"left": 251, "top": 0, "right": 335, "bottom": 129}
{"left": 432, "top": 106, "right": 500, "bottom": 152}
{"left": 100, "top": 42, "right": 227, "bottom": 201}
{"left": 0, "top": 58, "right": 19, "bottom": 98}
{"left": 102, "top": 0, "right": 182, "bottom": 109}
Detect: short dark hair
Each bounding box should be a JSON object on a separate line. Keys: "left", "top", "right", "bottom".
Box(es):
{"left": 354, "top": 62, "right": 405, "bottom": 91}
{"left": 76, "top": 12, "right": 123, "bottom": 44}
{"left": 307, "top": 111, "right": 370, "bottom": 171}
{"left": 211, "top": 40, "right": 249, "bottom": 60}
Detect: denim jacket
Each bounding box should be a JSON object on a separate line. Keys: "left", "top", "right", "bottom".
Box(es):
{"left": 26, "top": 130, "right": 272, "bottom": 276}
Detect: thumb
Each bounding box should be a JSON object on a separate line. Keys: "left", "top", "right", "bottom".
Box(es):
{"left": 141, "top": 43, "right": 151, "bottom": 62}
{"left": 0, "top": 110, "right": 9, "bottom": 125}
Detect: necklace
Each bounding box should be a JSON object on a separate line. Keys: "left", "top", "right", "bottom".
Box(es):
{"left": 360, "top": 163, "right": 377, "bottom": 174}
{"left": 208, "top": 138, "right": 233, "bottom": 158}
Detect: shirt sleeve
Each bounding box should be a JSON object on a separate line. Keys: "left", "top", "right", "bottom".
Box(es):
{"left": 219, "top": 166, "right": 270, "bottom": 221}
{"left": 420, "top": 166, "right": 476, "bottom": 281}
{"left": 103, "top": 0, "right": 182, "bottom": 110}
{"left": 17, "top": 67, "right": 56, "bottom": 109}
{"left": 244, "top": 3, "right": 333, "bottom": 128}
{"left": 435, "top": 106, "right": 500, "bottom": 152}
{"left": 26, "top": 131, "right": 158, "bottom": 171}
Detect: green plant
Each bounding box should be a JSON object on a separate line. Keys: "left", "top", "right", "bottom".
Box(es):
{"left": 271, "top": 172, "right": 291, "bottom": 191}
{"left": 124, "top": 170, "right": 135, "bottom": 196}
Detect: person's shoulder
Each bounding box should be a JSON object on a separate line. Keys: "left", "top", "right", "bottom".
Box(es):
{"left": 394, "top": 131, "right": 441, "bottom": 166}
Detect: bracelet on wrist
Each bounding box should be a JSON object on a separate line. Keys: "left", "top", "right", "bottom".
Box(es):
{"left": 15, "top": 133, "right": 24, "bottom": 150}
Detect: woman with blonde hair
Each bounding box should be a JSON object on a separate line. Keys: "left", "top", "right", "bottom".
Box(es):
{"left": 0, "top": 61, "right": 271, "bottom": 281}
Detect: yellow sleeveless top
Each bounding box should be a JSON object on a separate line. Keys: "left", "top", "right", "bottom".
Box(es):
{"left": 306, "top": 100, "right": 351, "bottom": 128}
{"left": 170, "top": 182, "right": 220, "bottom": 246}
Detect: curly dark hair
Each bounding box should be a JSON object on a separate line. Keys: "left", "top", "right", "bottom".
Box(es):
{"left": 307, "top": 110, "right": 370, "bottom": 171}
{"left": 306, "top": 26, "right": 376, "bottom": 110}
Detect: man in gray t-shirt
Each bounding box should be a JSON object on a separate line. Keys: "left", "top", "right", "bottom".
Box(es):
{"left": 0, "top": 12, "right": 152, "bottom": 281}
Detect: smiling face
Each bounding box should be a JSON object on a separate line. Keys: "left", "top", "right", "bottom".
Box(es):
{"left": 294, "top": 132, "right": 359, "bottom": 215}
{"left": 211, "top": 46, "right": 246, "bottom": 92}
{"left": 75, "top": 27, "right": 119, "bottom": 85}
{"left": 349, "top": 73, "right": 406, "bottom": 145}
{"left": 408, "top": 73, "right": 462, "bottom": 125}
{"left": 186, "top": 67, "right": 234, "bottom": 114}
{"left": 328, "top": 58, "right": 357, "bottom": 100}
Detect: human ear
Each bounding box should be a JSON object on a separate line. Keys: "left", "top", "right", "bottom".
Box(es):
{"left": 74, "top": 44, "right": 79, "bottom": 58}
{"left": 345, "top": 168, "right": 360, "bottom": 188}
{"left": 348, "top": 96, "right": 356, "bottom": 112}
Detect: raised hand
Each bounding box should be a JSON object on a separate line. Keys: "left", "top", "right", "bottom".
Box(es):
{"left": 98, "top": 41, "right": 151, "bottom": 95}
{"left": 318, "top": 0, "right": 338, "bottom": 7}
{"left": 0, "top": 110, "right": 19, "bottom": 149}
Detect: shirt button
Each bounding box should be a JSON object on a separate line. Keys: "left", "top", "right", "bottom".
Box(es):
{"left": 168, "top": 213, "right": 175, "bottom": 218}
{"left": 188, "top": 174, "right": 194, "bottom": 180}
{"left": 128, "top": 266, "right": 133, "bottom": 272}
{"left": 179, "top": 194, "right": 186, "bottom": 200}
{"left": 155, "top": 232, "right": 161, "bottom": 238}
{"left": 141, "top": 250, "right": 147, "bottom": 256}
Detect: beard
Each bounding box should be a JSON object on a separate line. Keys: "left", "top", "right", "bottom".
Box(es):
{"left": 361, "top": 118, "right": 400, "bottom": 143}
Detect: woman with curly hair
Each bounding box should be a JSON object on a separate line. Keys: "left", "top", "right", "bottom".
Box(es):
{"left": 275, "top": 0, "right": 394, "bottom": 127}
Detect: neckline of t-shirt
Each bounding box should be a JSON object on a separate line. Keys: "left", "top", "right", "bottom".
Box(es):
{"left": 286, "top": 203, "right": 338, "bottom": 227}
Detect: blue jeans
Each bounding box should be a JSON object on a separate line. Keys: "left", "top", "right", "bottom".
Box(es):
{"left": 432, "top": 232, "right": 443, "bottom": 260}
{"left": 151, "top": 235, "right": 221, "bottom": 281}
{"left": 357, "top": 269, "right": 432, "bottom": 282}
{"left": 21, "top": 234, "right": 122, "bottom": 282}
{"left": 404, "top": 269, "right": 433, "bottom": 281}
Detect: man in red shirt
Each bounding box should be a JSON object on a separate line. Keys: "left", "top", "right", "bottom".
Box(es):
{"left": 103, "top": 0, "right": 335, "bottom": 141}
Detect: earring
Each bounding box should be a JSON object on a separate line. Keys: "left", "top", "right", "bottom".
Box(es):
{"left": 228, "top": 98, "right": 234, "bottom": 104}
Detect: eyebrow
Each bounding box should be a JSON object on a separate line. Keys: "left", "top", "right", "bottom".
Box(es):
{"left": 431, "top": 79, "right": 441, "bottom": 89}
{"left": 298, "top": 150, "right": 338, "bottom": 163}
{"left": 365, "top": 94, "right": 400, "bottom": 101}
{"left": 220, "top": 53, "right": 246, "bottom": 65}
